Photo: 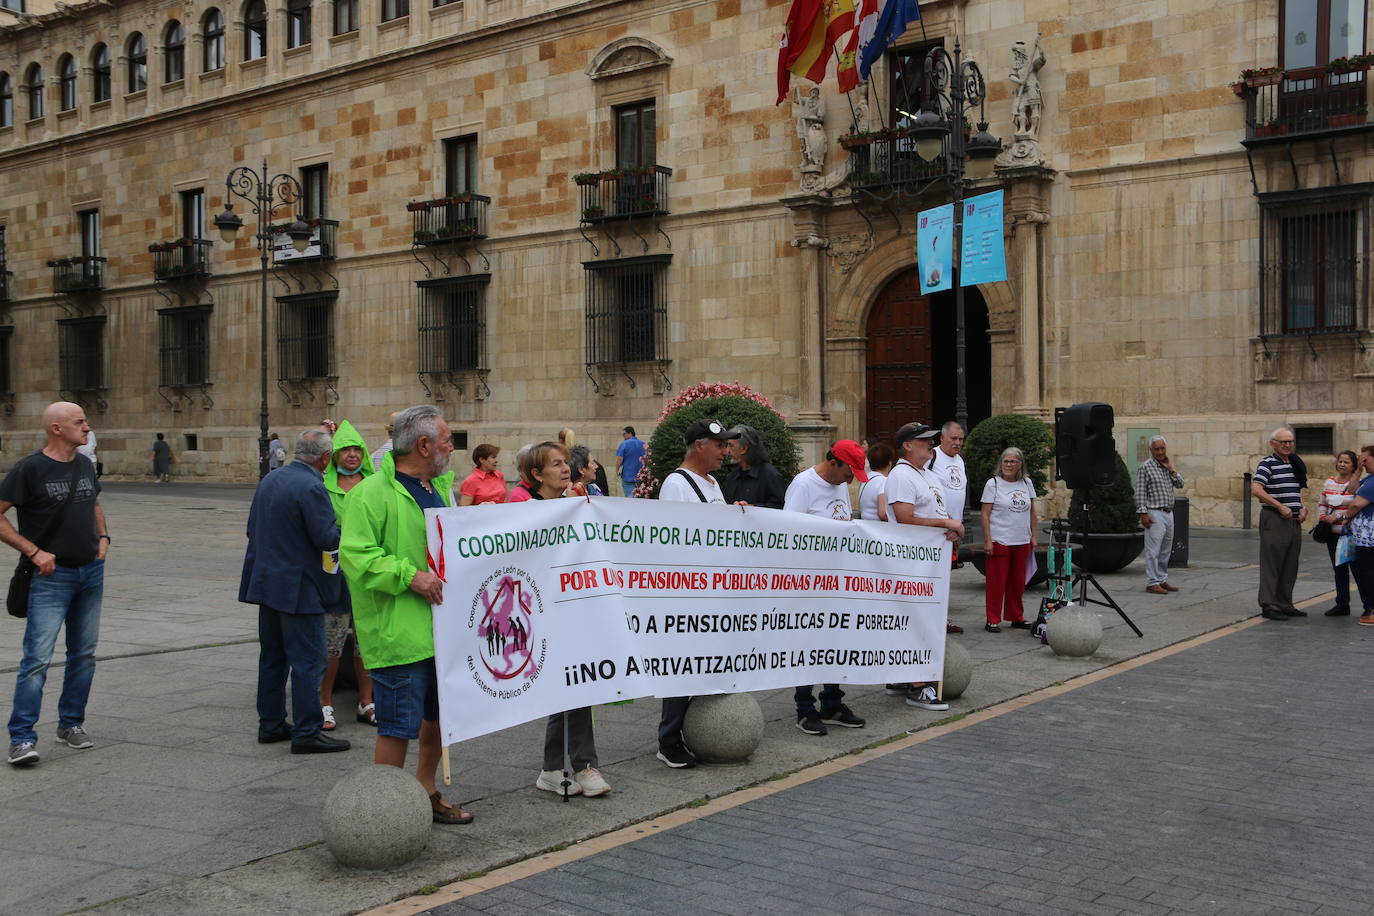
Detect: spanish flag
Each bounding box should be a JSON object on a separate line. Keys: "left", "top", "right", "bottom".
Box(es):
{"left": 777, "top": 0, "right": 857, "bottom": 104}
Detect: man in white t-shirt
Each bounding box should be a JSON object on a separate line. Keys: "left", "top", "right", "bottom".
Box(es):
{"left": 653, "top": 418, "right": 739, "bottom": 768}
{"left": 783, "top": 440, "right": 869, "bottom": 735}
{"left": 928, "top": 421, "right": 968, "bottom": 632}
{"left": 885, "top": 422, "right": 963, "bottom": 712}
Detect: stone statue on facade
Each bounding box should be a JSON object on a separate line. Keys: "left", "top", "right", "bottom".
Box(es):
{"left": 796, "top": 87, "right": 827, "bottom": 191}
{"left": 1000, "top": 35, "right": 1046, "bottom": 167}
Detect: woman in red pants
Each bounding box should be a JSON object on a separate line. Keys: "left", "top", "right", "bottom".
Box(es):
{"left": 980, "top": 447, "right": 1038, "bottom": 632}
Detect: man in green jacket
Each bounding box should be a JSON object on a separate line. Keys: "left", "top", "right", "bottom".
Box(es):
{"left": 340, "top": 405, "right": 471, "bottom": 825}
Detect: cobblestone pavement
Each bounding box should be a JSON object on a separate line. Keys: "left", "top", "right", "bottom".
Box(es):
{"left": 417, "top": 617, "right": 1374, "bottom": 916}
{"left": 0, "top": 483, "right": 1353, "bottom": 915}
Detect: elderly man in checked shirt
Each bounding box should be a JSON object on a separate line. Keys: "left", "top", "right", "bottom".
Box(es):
{"left": 1136, "top": 436, "right": 1185, "bottom": 595}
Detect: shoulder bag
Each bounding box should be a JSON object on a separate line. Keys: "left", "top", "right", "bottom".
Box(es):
{"left": 7, "top": 459, "right": 84, "bottom": 619}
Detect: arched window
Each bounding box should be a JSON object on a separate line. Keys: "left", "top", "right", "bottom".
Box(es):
{"left": 203, "top": 9, "right": 225, "bottom": 72}
{"left": 244, "top": 0, "right": 267, "bottom": 61}
{"left": 0, "top": 73, "right": 13, "bottom": 128}
{"left": 128, "top": 33, "right": 148, "bottom": 93}
{"left": 92, "top": 44, "right": 111, "bottom": 101}
{"left": 58, "top": 54, "right": 77, "bottom": 111}
{"left": 164, "top": 21, "right": 185, "bottom": 83}
{"left": 25, "top": 63, "right": 43, "bottom": 120}
{"left": 286, "top": 0, "right": 310, "bottom": 48}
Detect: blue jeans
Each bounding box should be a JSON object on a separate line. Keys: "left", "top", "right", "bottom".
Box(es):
{"left": 8, "top": 560, "right": 104, "bottom": 744}
{"left": 795, "top": 684, "right": 844, "bottom": 716}
{"left": 621, "top": 480, "right": 637, "bottom": 497}
{"left": 1327, "top": 536, "right": 1352, "bottom": 610}
{"left": 256, "top": 606, "right": 326, "bottom": 741}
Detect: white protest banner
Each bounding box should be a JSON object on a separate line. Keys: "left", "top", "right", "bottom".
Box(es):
{"left": 426, "top": 498, "right": 951, "bottom": 744}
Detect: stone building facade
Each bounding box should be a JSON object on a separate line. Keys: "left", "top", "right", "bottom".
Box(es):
{"left": 0, "top": 0, "right": 1370, "bottom": 526}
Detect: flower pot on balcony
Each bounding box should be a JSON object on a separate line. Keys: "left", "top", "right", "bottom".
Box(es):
{"left": 1328, "top": 112, "right": 1366, "bottom": 127}
{"left": 839, "top": 134, "right": 874, "bottom": 150}
{"left": 1243, "top": 70, "right": 1284, "bottom": 88}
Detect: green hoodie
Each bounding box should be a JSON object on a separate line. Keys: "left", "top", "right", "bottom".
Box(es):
{"left": 323, "top": 420, "right": 374, "bottom": 521}
{"left": 340, "top": 455, "right": 456, "bottom": 669}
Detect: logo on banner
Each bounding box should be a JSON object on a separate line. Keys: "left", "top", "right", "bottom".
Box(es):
{"left": 468, "top": 568, "right": 547, "bottom": 700}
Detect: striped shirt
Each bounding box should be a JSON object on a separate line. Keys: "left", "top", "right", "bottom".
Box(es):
{"left": 1254, "top": 454, "right": 1303, "bottom": 511}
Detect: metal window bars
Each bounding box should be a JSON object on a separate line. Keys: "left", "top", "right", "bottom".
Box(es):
{"left": 158, "top": 305, "right": 212, "bottom": 387}
{"left": 57, "top": 316, "right": 106, "bottom": 391}
{"left": 275, "top": 292, "right": 336, "bottom": 380}
{"left": 417, "top": 276, "right": 487, "bottom": 373}
{"left": 583, "top": 254, "right": 670, "bottom": 366}
{"left": 1259, "top": 189, "right": 1370, "bottom": 336}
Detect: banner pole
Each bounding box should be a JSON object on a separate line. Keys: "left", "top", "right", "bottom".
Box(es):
{"left": 441, "top": 745, "right": 451, "bottom": 786}
{"left": 561, "top": 711, "right": 573, "bottom": 802}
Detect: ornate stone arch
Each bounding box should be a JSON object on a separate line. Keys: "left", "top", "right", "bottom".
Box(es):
{"left": 586, "top": 37, "right": 672, "bottom": 81}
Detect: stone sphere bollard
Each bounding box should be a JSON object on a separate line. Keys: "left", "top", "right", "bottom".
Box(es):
{"left": 1046, "top": 605, "right": 1103, "bottom": 658}
{"left": 682, "top": 693, "right": 764, "bottom": 763}
{"left": 324, "top": 765, "right": 432, "bottom": 869}
{"left": 942, "top": 638, "right": 973, "bottom": 699}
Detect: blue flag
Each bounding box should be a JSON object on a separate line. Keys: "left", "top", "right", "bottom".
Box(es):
{"left": 858, "top": 0, "right": 922, "bottom": 81}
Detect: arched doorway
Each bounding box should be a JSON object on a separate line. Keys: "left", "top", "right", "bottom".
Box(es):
{"left": 864, "top": 268, "right": 992, "bottom": 443}
{"left": 865, "top": 267, "right": 930, "bottom": 445}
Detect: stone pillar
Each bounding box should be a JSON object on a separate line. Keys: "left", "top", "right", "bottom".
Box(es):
{"left": 782, "top": 193, "right": 837, "bottom": 459}
{"left": 999, "top": 165, "right": 1056, "bottom": 419}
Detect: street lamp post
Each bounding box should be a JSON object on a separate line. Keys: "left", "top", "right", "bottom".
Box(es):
{"left": 212, "top": 162, "right": 312, "bottom": 479}
{"left": 906, "top": 39, "right": 1001, "bottom": 432}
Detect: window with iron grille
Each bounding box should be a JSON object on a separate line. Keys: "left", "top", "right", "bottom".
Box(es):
{"left": 0, "top": 327, "right": 12, "bottom": 396}
{"left": 276, "top": 292, "right": 335, "bottom": 380}
{"left": 1259, "top": 188, "right": 1370, "bottom": 335}
{"left": 58, "top": 317, "right": 105, "bottom": 391}
{"left": 158, "top": 306, "right": 211, "bottom": 387}
{"left": 584, "top": 254, "right": 670, "bottom": 366}
{"left": 417, "top": 276, "right": 488, "bottom": 373}
{"left": 1294, "top": 426, "right": 1335, "bottom": 455}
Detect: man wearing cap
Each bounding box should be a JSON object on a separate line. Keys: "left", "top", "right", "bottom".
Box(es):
{"left": 885, "top": 422, "right": 962, "bottom": 712}
{"left": 783, "top": 441, "right": 869, "bottom": 735}
{"left": 654, "top": 418, "right": 740, "bottom": 767}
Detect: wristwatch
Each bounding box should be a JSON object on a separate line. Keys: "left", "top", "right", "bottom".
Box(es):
{"left": 99, "top": 535, "right": 111, "bottom": 543}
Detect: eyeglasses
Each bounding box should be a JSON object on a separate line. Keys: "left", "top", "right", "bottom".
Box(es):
{"left": 1273, "top": 439, "right": 1295, "bottom": 445}
{"left": 1001, "top": 459, "right": 1021, "bottom": 464}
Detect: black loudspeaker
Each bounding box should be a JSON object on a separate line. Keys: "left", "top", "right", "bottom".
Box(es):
{"left": 1055, "top": 403, "right": 1116, "bottom": 490}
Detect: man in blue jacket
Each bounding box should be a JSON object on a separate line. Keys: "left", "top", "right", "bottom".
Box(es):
{"left": 239, "top": 428, "right": 350, "bottom": 754}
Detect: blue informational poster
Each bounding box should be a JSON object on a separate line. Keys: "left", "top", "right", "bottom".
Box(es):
{"left": 959, "top": 190, "right": 1007, "bottom": 287}
{"left": 916, "top": 203, "right": 954, "bottom": 294}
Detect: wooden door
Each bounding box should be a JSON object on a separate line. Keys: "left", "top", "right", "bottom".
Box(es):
{"left": 865, "top": 267, "right": 932, "bottom": 445}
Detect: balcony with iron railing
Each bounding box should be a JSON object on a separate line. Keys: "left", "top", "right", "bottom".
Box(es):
{"left": 49, "top": 256, "right": 107, "bottom": 293}
{"left": 842, "top": 130, "right": 951, "bottom": 193}
{"left": 574, "top": 165, "right": 672, "bottom": 223}
{"left": 408, "top": 194, "right": 491, "bottom": 246}
{"left": 269, "top": 218, "right": 338, "bottom": 263}
{"left": 1236, "top": 60, "right": 1374, "bottom": 143}
{"left": 150, "top": 239, "right": 213, "bottom": 281}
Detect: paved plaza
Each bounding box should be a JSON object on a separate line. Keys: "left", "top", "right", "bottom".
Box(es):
{"left": 0, "top": 483, "right": 1363, "bottom": 916}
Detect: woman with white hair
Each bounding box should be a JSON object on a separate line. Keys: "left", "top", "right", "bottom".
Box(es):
{"left": 979, "top": 447, "right": 1037, "bottom": 633}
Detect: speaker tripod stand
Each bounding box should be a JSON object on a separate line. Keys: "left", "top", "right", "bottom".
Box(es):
{"left": 1045, "top": 514, "right": 1143, "bottom": 638}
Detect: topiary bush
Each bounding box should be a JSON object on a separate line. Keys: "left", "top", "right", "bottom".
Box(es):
{"left": 964, "top": 413, "right": 1055, "bottom": 497}
{"left": 1068, "top": 452, "right": 1139, "bottom": 533}
{"left": 638, "top": 382, "right": 801, "bottom": 498}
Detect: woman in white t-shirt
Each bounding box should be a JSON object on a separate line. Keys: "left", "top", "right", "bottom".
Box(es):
{"left": 859, "top": 442, "right": 895, "bottom": 521}
{"left": 979, "top": 447, "right": 1038, "bottom": 633}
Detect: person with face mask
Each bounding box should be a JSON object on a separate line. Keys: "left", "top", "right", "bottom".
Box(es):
{"left": 320, "top": 421, "right": 376, "bottom": 729}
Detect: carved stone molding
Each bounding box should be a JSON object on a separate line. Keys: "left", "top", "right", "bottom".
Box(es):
{"left": 587, "top": 38, "right": 672, "bottom": 81}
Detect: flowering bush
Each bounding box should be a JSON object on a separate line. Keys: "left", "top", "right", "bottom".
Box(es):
{"left": 636, "top": 381, "right": 799, "bottom": 498}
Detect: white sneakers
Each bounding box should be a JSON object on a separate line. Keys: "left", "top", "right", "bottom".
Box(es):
{"left": 535, "top": 766, "right": 612, "bottom": 797}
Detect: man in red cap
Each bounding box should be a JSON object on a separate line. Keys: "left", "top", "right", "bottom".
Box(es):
{"left": 782, "top": 440, "right": 869, "bottom": 735}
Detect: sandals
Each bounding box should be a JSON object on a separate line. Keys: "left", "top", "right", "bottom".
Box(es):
{"left": 356, "top": 703, "right": 377, "bottom": 726}
{"left": 429, "top": 791, "right": 475, "bottom": 825}
{"left": 321, "top": 706, "right": 337, "bottom": 731}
